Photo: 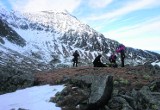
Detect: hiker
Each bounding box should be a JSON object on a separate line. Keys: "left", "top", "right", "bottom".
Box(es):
{"left": 116, "top": 44, "right": 125, "bottom": 67}
{"left": 72, "top": 50, "right": 79, "bottom": 67}
{"left": 109, "top": 53, "right": 118, "bottom": 68}
{"left": 93, "top": 55, "right": 106, "bottom": 67}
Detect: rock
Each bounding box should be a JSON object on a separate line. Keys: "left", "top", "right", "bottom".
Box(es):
{"left": 120, "top": 95, "right": 134, "bottom": 107}
{"left": 131, "top": 86, "right": 160, "bottom": 110}
{"left": 88, "top": 75, "right": 113, "bottom": 107}
{"left": 51, "top": 84, "right": 89, "bottom": 108}
{"left": 149, "top": 80, "right": 160, "bottom": 92}
{"left": 154, "top": 64, "right": 160, "bottom": 70}
{"left": 47, "top": 66, "right": 160, "bottom": 110}
{"left": 108, "top": 96, "right": 133, "bottom": 110}
{"left": 0, "top": 66, "right": 34, "bottom": 94}
{"left": 72, "top": 75, "right": 113, "bottom": 109}
{"left": 51, "top": 75, "right": 113, "bottom": 110}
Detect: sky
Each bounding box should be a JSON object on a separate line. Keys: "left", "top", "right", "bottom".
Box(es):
{"left": 0, "top": 0, "right": 160, "bottom": 53}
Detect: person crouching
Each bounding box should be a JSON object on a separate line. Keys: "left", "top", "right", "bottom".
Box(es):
{"left": 93, "top": 55, "right": 106, "bottom": 67}
{"left": 109, "top": 53, "right": 118, "bottom": 68}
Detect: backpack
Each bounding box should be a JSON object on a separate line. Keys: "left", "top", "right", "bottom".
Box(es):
{"left": 116, "top": 44, "right": 125, "bottom": 53}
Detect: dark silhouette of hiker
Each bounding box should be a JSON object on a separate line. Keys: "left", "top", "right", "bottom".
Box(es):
{"left": 93, "top": 55, "right": 106, "bottom": 67}
{"left": 109, "top": 53, "right": 118, "bottom": 68}
{"left": 72, "top": 50, "right": 79, "bottom": 67}
{"left": 116, "top": 44, "right": 125, "bottom": 67}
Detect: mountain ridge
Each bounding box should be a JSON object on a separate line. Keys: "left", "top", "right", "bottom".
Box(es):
{"left": 0, "top": 8, "right": 160, "bottom": 71}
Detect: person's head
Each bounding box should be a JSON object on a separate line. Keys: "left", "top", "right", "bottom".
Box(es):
{"left": 119, "top": 44, "right": 125, "bottom": 48}
{"left": 112, "top": 52, "right": 115, "bottom": 55}
{"left": 98, "top": 54, "right": 102, "bottom": 58}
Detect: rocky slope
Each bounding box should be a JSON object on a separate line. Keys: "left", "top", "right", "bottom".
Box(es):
{"left": 34, "top": 65, "right": 160, "bottom": 110}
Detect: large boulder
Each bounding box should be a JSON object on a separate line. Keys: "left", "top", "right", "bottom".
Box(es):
{"left": 67, "top": 75, "right": 113, "bottom": 109}
{"left": 87, "top": 75, "right": 113, "bottom": 109}
{"left": 51, "top": 75, "right": 113, "bottom": 110}
{"left": 0, "top": 66, "right": 34, "bottom": 94}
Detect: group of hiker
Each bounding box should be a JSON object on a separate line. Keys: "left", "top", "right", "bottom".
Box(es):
{"left": 72, "top": 44, "right": 126, "bottom": 68}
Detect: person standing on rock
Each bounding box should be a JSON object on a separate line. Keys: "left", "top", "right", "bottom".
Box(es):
{"left": 72, "top": 50, "right": 80, "bottom": 67}
{"left": 116, "top": 44, "right": 125, "bottom": 67}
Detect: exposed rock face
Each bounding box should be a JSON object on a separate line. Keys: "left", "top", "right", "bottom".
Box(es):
{"left": 89, "top": 76, "right": 113, "bottom": 106}
{"left": 47, "top": 65, "right": 160, "bottom": 110}
{"left": 51, "top": 75, "right": 113, "bottom": 110}
{"left": 131, "top": 85, "right": 160, "bottom": 110}
{"left": 0, "top": 19, "right": 26, "bottom": 46}
{"left": 108, "top": 80, "right": 160, "bottom": 110}
{"left": 53, "top": 80, "right": 160, "bottom": 110}
{"left": 75, "top": 75, "right": 113, "bottom": 109}
{"left": 0, "top": 66, "right": 34, "bottom": 94}
{"left": 108, "top": 96, "right": 133, "bottom": 110}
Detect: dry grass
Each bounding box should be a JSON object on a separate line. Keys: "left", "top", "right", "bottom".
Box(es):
{"left": 34, "top": 65, "right": 160, "bottom": 90}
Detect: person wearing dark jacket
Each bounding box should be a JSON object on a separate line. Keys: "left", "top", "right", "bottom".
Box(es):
{"left": 93, "top": 55, "right": 106, "bottom": 67}
{"left": 116, "top": 44, "right": 125, "bottom": 67}
{"left": 120, "top": 50, "right": 125, "bottom": 67}
{"left": 72, "top": 50, "right": 79, "bottom": 67}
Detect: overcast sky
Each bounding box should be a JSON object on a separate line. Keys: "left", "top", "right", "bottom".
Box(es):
{"left": 0, "top": 0, "right": 160, "bottom": 52}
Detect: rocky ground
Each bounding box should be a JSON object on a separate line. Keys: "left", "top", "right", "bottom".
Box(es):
{"left": 0, "top": 65, "right": 34, "bottom": 94}
{"left": 1, "top": 63, "right": 160, "bottom": 110}
{"left": 34, "top": 64, "right": 160, "bottom": 110}
{"left": 35, "top": 65, "right": 160, "bottom": 90}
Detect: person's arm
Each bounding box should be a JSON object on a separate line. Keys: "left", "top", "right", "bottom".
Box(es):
{"left": 98, "top": 57, "right": 101, "bottom": 62}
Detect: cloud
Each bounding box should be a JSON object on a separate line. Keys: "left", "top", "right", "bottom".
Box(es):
{"left": 88, "top": 0, "right": 113, "bottom": 8}
{"left": 103, "top": 17, "right": 160, "bottom": 50}
{"left": 8, "top": 0, "right": 81, "bottom": 13}
{"left": 86, "top": 0, "right": 160, "bottom": 21}
{"left": 123, "top": 36, "right": 160, "bottom": 51}
{"left": 105, "top": 16, "right": 160, "bottom": 38}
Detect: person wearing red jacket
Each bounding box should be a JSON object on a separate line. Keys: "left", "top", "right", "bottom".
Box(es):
{"left": 109, "top": 53, "right": 118, "bottom": 68}
{"left": 116, "top": 44, "right": 125, "bottom": 67}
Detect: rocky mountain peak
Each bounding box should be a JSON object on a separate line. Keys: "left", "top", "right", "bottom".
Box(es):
{"left": 0, "top": 9, "right": 160, "bottom": 72}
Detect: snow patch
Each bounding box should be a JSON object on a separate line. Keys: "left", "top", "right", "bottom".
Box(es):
{"left": 0, "top": 85, "right": 64, "bottom": 110}
{"left": 151, "top": 61, "right": 160, "bottom": 66}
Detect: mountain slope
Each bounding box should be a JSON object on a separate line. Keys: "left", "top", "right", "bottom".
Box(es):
{"left": 0, "top": 8, "right": 160, "bottom": 71}
{"left": 0, "top": 18, "right": 26, "bottom": 46}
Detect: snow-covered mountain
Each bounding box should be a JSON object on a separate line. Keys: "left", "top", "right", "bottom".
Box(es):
{"left": 0, "top": 8, "right": 160, "bottom": 71}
